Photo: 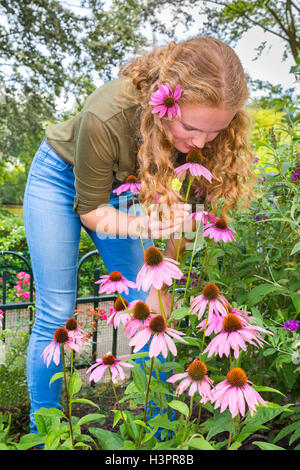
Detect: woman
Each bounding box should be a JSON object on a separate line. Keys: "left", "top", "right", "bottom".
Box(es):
{"left": 23, "top": 36, "right": 256, "bottom": 433}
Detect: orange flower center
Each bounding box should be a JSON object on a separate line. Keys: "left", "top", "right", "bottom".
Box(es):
{"left": 54, "top": 327, "right": 69, "bottom": 344}
{"left": 202, "top": 282, "right": 220, "bottom": 300}
{"left": 223, "top": 314, "right": 242, "bottom": 332}
{"left": 133, "top": 301, "right": 150, "bottom": 321}
{"left": 149, "top": 315, "right": 166, "bottom": 333}
{"left": 102, "top": 353, "right": 116, "bottom": 366}
{"left": 187, "top": 360, "right": 207, "bottom": 381}
{"left": 126, "top": 175, "right": 137, "bottom": 184}
{"left": 114, "top": 297, "right": 128, "bottom": 311}
{"left": 226, "top": 368, "right": 247, "bottom": 387}
{"left": 65, "top": 317, "right": 78, "bottom": 331}
{"left": 186, "top": 148, "right": 203, "bottom": 164}
{"left": 144, "top": 246, "right": 164, "bottom": 266}
{"left": 215, "top": 219, "right": 228, "bottom": 230}
{"left": 164, "top": 96, "right": 175, "bottom": 108}
{"left": 109, "top": 271, "right": 123, "bottom": 282}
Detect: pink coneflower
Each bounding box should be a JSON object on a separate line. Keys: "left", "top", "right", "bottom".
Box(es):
{"left": 210, "top": 368, "right": 267, "bottom": 417}
{"left": 65, "top": 317, "right": 87, "bottom": 350}
{"left": 167, "top": 360, "right": 213, "bottom": 401}
{"left": 203, "top": 313, "right": 272, "bottom": 360}
{"left": 189, "top": 283, "right": 228, "bottom": 321}
{"left": 87, "top": 353, "right": 133, "bottom": 384}
{"left": 129, "top": 314, "right": 186, "bottom": 358}
{"left": 0, "top": 309, "right": 3, "bottom": 320}
{"left": 107, "top": 297, "right": 131, "bottom": 328}
{"left": 136, "top": 246, "right": 183, "bottom": 292}
{"left": 203, "top": 218, "right": 236, "bottom": 243}
{"left": 95, "top": 271, "right": 136, "bottom": 295}
{"left": 175, "top": 149, "right": 213, "bottom": 182}
{"left": 197, "top": 303, "right": 253, "bottom": 335}
{"left": 149, "top": 83, "right": 182, "bottom": 119}
{"left": 123, "top": 300, "right": 155, "bottom": 338}
{"left": 113, "top": 175, "right": 141, "bottom": 196}
{"left": 41, "top": 327, "right": 79, "bottom": 367}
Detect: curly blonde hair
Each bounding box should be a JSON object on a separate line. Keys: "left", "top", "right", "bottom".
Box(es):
{"left": 119, "top": 36, "right": 257, "bottom": 220}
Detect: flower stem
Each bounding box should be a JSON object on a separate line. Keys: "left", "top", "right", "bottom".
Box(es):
{"left": 131, "top": 194, "right": 145, "bottom": 254}
{"left": 157, "top": 289, "right": 167, "bottom": 321}
{"left": 109, "top": 367, "right": 136, "bottom": 443}
{"left": 180, "top": 395, "right": 194, "bottom": 449}
{"left": 138, "top": 357, "right": 155, "bottom": 447}
{"left": 183, "top": 218, "right": 202, "bottom": 306}
{"left": 61, "top": 344, "right": 74, "bottom": 449}
{"left": 196, "top": 239, "right": 211, "bottom": 289}
{"left": 118, "top": 292, "right": 134, "bottom": 320}
{"left": 227, "top": 417, "right": 234, "bottom": 450}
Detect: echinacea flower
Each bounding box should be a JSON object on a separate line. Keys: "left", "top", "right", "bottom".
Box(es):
{"left": 197, "top": 303, "right": 253, "bottom": 335}
{"left": 189, "top": 282, "right": 228, "bottom": 321}
{"left": 167, "top": 359, "right": 213, "bottom": 401}
{"left": 107, "top": 297, "right": 131, "bottom": 328}
{"left": 210, "top": 367, "right": 267, "bottom": 417}
{"left": 87, "top": 352, "right": 133, "bottom": 384}
{"left": 129, "top": 314, "right": 186, "bottom": 358}
{"left": 149, "top": 83, "right": 182, "bottom": 119}
{"left": 203, "top": 218, "right": 236, "bottom": 243}
{"left": 203, "top": 313, "right": 272, "bottom": 359}
{"left": 95, "top": 271, "right": 136, "bottom": 295}
{"left": 41, "top": 327, "right": 79, "bottom": 367}
{"left": 123, "top": 300, "right": 155, "bottom": 337}
{"left": 113, "top": 175, "right": 141, "bottom": 196}
{"left": 0, "top": 309, "right": 3, "bottom": 320}
{"left": 136, "top": 246, "right": 183, "bottom": 292}
{"left": 175, "top": 149, "right": 213, "bottom": 182}
{"left": 65, "top": 317, "right": 87, "bottom": 349}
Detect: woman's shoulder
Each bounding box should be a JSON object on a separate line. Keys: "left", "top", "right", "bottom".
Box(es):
{"left": 82, "top": 77, "right": 139, "bottom": 123}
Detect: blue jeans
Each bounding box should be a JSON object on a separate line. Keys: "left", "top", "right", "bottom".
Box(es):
{"left": 23, "top": 138, "right": 155, "bottom": 433}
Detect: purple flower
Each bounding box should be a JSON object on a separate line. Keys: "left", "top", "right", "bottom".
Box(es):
{"left": 283, "top": 320, "right": 299, "bottom": 332}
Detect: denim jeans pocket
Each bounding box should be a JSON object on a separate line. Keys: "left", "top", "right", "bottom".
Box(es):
{"left": 35, "top": 145, "right": 70, "bottom": 172}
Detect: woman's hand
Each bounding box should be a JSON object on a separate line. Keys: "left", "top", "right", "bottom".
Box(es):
{"left": 140, "top": 203, "right": 191, "bottom": 239}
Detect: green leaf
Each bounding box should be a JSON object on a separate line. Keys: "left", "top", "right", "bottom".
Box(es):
{"left": 77, "top": 413, "right": 106, "bottom": 427}
{"left": 71, "top": 398, "right": 99, "bottom": 409}
{"left": 168, "top": 400, "right": 189, "bottom": 418}
{"left": 290, "top": 293, "right": 300, "bottom": 314}
{"left": 131, "top": 365, "right": 147, "bottom": 394}
{"left": 290, "top": 241, "right": 300, "bottom": 255}
{"left": 89, "top": 428, "right": 124, "bottom": 450}
{"left": 68, "top": 369, "right": 82, "bottom": 397}
{"left": 247, "top": 283, "right": 285, "bottom": 307}
{"left": 170, "top": 306, "right": 190, "bottom": 320}
{"left": 254, "top": 386, "right": 286, "bottom": 397}
{"left": 49, "top": 372, "right": 64, "bottom": 387}
{"left": 252, "top": 441, "right": 285, "bottom": 450}
{"left": 188, "top": 437, "right": 215, "bottom": 450}
{"left": 13, "top": 433, "right": 46, "bottom": 450}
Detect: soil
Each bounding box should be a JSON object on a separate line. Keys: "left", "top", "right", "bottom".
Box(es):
{"left": 1, "top": 382, "right": 294, "bottom": 451}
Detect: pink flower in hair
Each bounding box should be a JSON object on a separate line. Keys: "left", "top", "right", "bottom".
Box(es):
{"left": 149, "top": 83, "right": 182, "bottom": 119}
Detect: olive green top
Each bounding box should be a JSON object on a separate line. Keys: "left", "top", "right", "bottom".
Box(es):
{"left": 45, "top": 78, "right": 141, "bottom": 215}
{"left": 45, "top": 77, "right": 201, "bottom": 215}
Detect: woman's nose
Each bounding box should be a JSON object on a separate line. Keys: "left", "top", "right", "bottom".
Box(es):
{"left": 192, "top": 133, "right": 208, "bottom": 149}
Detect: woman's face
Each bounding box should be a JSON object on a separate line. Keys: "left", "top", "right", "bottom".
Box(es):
{"left": 164, "top": 103, "right": 236, "bottom": 153}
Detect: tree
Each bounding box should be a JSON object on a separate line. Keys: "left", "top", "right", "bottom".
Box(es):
{"left": 144, "top": 0, "right": 299, "bottom": 63}
{"left": 0, "top": 0, "right": 148, "bottom": 165}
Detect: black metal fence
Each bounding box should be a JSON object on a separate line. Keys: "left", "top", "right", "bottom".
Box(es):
{"left": 0, "top": 250, "right": 119, "bottom": 361}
